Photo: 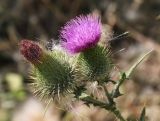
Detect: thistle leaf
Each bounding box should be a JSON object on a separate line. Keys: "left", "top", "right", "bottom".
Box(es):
{"left": 111, "top": 72, "right": 126, "bottom": 98}
{"left": 126, "top": 50, "right": 153, "bottom": 78}
{"left": 73, "top": 85, "right": 86, "bottom": 98}
{"left": 139, "top": 107, "right": 146, "bottom": 121}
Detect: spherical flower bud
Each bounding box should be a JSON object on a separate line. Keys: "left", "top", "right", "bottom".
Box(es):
{"left": 32, "top": 51, "right": 76, "bottom": 101}
{"left": 77, "top": 46, "right": 113, "bottom": 84}
{"left": 20, "top": 40, "right": 42, "bottom": 64}
{"left": 20, "top": 39, "right": 77, "bottom": 102}
{"left": 60, "top": 14, "right": 101, "bottom": 54}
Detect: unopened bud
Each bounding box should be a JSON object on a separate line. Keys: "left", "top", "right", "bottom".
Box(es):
{"left": 20, "top": 40, "right": 43, "bottom": 64}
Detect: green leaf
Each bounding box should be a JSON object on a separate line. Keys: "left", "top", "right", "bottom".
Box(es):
{"left": 73, "top": 85, "right": 86, "bottom": 98}
{"left": 111, "top": 72, "right": 126, "bottom": 98}
{"left": 126, "top": 50, "right": 153, "bottom": 78}
{"left": 139, "top": 107, "right": 146, "bottom": 121}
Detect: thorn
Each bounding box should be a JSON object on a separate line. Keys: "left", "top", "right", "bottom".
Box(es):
{"left": 108, "top": 31, "right": 129, "bottom": 42}
{"left": 43, "top": 98, "right": 52, "bottom": 119}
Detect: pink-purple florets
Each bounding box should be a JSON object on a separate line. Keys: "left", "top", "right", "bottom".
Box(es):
{"left": 60, "top": 14, "right": 101, "bottom": 54}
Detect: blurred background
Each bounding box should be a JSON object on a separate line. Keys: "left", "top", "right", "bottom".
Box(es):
{"left": 0, "top": 0, "right": 160, "bottom": 121}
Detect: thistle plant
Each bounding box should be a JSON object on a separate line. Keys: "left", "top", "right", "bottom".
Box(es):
{"left": 20, "top": 14, "right": 151, "bottom": 121}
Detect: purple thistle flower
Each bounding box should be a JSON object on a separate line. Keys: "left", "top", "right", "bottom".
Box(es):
{"left": 60, "top": 14, "right": 101, "bottom": 54}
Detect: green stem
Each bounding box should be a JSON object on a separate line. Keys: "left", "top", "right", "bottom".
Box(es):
{"left": 102, "top": 85, "right": 114, "bottom": 104}
{"left": 111, "top": 107, "right": 126, "bottom": 121}
{"left": 102, "top": 85, "right": 125, "bottom": 121}
{"left": 79, "top": 93, "right": 126, "bottom": 121}
{"left": 79, "top": 93, "right": 111, "bottom": 110}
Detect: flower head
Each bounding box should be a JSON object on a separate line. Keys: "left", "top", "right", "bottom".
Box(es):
{"left": 60, "top": 14, "right": 101, "bottom": 54}
{"left": 20, "top": 40, "right": 42, "bottom": 64}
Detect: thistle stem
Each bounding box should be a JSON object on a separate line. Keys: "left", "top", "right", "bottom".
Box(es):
{"left": 102, "top": 85, "right": 114, "bottom": 104}
{"left": 79, "top": 93, "right": 126, "bottom": 121}
{"left": 111, "top": 107, "right": 126, "bottom": 121}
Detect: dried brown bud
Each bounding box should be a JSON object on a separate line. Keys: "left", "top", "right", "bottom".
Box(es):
{"left": 20, "top": 40, "right": 42, "bottom": 64}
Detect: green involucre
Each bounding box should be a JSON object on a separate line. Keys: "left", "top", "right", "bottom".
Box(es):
{"left": 77, "top": 45, "right": 113, "bottom": 84}
{"left": 32, "top": 51, "right": 76, "bottom": 100}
